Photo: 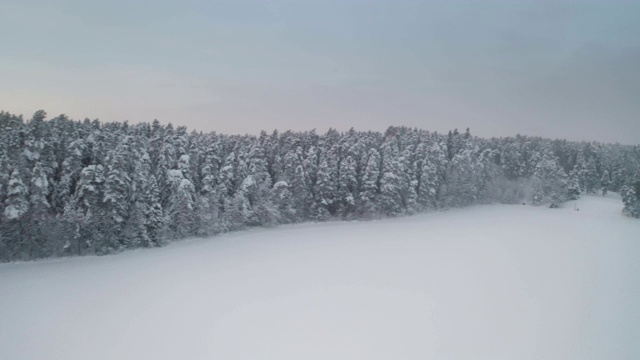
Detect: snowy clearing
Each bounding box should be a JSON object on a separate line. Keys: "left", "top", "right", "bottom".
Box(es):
{"left": 1, "top": 195, "right": 639, "bottom": 360}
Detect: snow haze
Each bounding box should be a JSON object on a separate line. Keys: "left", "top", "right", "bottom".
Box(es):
{"left": 1, "top": 195, "right": 639, "bottom": 359}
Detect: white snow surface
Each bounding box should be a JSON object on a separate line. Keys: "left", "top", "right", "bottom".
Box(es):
{"left": 1, "top": 195, "right": 639, "bottom": 360}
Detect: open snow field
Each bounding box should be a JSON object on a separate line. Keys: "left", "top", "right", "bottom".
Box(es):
{"left": 1, "top": 195, "right": 639, "bottom": 360}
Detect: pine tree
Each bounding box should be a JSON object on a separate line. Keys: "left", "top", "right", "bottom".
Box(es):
{"left": 2, "top": 169, "right": 29, "bottom": 259}
{"left": 567, "top": 168, "right": 581, "bottom": 201}
{"left": 620, "top": 185, "right": 638, "bottom": 218}
{"left": 475, "top": 149, "right": 501, "bottom": 203}
{"left": 337, "top": 155, "right": 358, "bottom": 217}
{"left": 51, "top": 138, "right": 85, "bottom": 214}
{"left": 359, "top": 149, "right": 380, "bottom": 216}
{"left": 272, "top": 181, "right": 296, "bottom": 223}
{"left": 416, "top": 156, "right": 438, "bottom": 210}
{"left": 178, "top": 154, "right": 193, "bottom": 183}
{"left": 229, "top": 145, "right": 276, "bottom": 227}
{"left": 426, "top": 141, "right": 448, "bottom": 208}
{"left": 0, "top": 154, "right": 11, "bottom": 217}
{"left": 3, "top": 169, "right": 29, "bottom": 220}
{"left": 103, "top": 137, "right": 134, "bottom": 251}
{"left": 27, "top": 162, "right": 51, "bottom": 258}
{"left": 64, "top": 164, "right": 105, "bottom": 255}
{"left": 400, "top": 149, "right": 419, "bottom": 214}
{"left": 195, "top": 161, "right": 218, "bottom": 236}
{"left": 223, "top": 192, "right": 246, "bottom": 231}
{"left": 145, "top": 176, "right": 165, "bottom": 245}
{"left": 290, "top": 164, "right": 312, "bottom": 221}
{"left": 600, "top": 170, "right": 611, "bottom": 196}
{"left": 379, "top": 142, "right": 405, "bottom": 216}
{"left": 443, "top": 148, "right": 478, "bottom": 208}
{"left": 2, "top": 109, "right": 640, "bottom": 261}
{"left": 621, "top": 170, "right": 640, "bottom": 218}
{"left": 531, "top": 153, "right": 568, "bottom": 207}
{"left": 313, "top": 159, "right": 335, "bottom": 219}
{"left": 124, "top": 148, "right": 155, "bottom": 249}
{"left": 582, "top": 157, "right": 599, "bottom": 194}
{"left": 170, "top": 175, "right": 196, "bottom": 238}
{"left": 501, "top": 142, "right": 524, "bottom": 180}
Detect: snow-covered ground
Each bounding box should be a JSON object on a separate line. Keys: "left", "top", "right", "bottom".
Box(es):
{"left": 1, "top": 195, "right": 639, "bottom": 360}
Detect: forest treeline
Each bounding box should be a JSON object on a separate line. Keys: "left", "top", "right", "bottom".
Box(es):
{"left": 1, "top": 110, "right": 639, "bottom": 261}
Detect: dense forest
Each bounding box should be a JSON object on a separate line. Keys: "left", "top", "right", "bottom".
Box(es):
{"left": 1, "top": 110, "right": 639, "bottom": 261}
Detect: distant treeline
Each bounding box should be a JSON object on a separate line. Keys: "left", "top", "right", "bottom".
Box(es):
{"left": 1, "top": 110, "right": 639, "bottom": 261}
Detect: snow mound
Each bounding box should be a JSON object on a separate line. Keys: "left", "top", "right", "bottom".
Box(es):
{"left": 1, "top": 195, "right": 639, "bottom": 360}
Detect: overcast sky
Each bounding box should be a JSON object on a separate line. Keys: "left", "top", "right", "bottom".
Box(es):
{"left": 1, "top": 1, "right": 639, "bottom": 144}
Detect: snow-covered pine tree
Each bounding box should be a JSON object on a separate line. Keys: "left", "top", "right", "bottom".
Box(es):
{"left": 103, "top": 137, "right": 134, "bottom": 251}
{"left": 2, "top": 109, "right": 640, "bottom": 261}
{"left": 145, "top": 176, "right": 165, "bottom": 245}
{"left": 176, "top": 179, "right": 197, "bottom": 237}
{"left": 582, "top": 157, "right": 599, "bottom": 194}
{"left": 51, "top": 138, "right": 85, "bottom": 214}
{"left": 416, "top": 152, "right": 438, "bottom": 211}
{"left": 359, "top": 148, "right": 381, "bottom": 217}
{"left": 474, "top": 149, "right": 501, "bottom": 203}
{"left": 531, "top": 152, "right": 568, "bottom": 207}
{"left": 195, "top": 160, "right": 218, "bottom": 236}
{"left": 291, "top": 164, "right": 312, "bottom": 221}
{"left": 239, "top": 146, "right": 278, "bottom": 227}
{"left": 379, "top": 142, "right": 404, "bottom": 216}
{"left": 567, "top": 168, "right": 581, "bottom": 201}
{"left": 600, "top": 170, "right": 611, "bottom": 196}
{"left": 124, "top": 147, "right": 154, "bottom": 249}
{"left": 214, "top": 150, "right": 240, "bottom": 230}
{"left": 500, "top": 142, "right": 524, "bottom": 180}
{"left": 0, "top": 154, "right": 11, "bottom": 218}
{"left": 337, "top": 155, "right": 358, "bottom": 218}
{"left": 166, "top": 169, "right": 196, "bottom": 238}
{"left": 27, "top": 162, "right": 52, "bottom": 258}
{"left": 303, "top": 145, "right": 320, "bottom": 204}
{"left": 1, "top": 169, "right": 29, "bottom": 260}
{"left": 443, "top": 146, "right": 478, "bottom": 208}
{"left": 313, "top": 159, "right": 335, "bottom": 220}
{"left": 400, "top": 149, "right": 419, "bottom": 214}
{"left": 620, "top": 170, "right": 640, "bottom": 218}
{"left": 178, "top": 154, "right": 193, "bottom": 184}
{"left": 64, "top": 164, "right": 106, "bottom": 254}
{"left": 272, "top": 181, "right": 296, "bottom": 223}
{"left": 427, "top": 141, "right": 448, "bottom": 208}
